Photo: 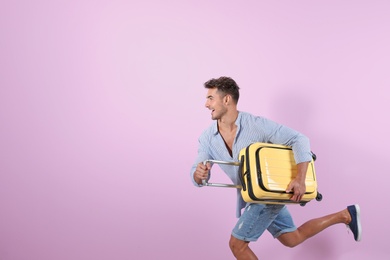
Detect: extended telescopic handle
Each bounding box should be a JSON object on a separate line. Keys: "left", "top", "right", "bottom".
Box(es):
{"left": 201, "top": 159, "right": 242, "bottom": 188}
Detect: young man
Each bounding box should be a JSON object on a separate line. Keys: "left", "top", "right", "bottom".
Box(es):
{"left": 190, "top": 77, "right": 361, "bottom": 259}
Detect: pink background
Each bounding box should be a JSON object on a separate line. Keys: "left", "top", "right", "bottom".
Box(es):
{"left": 1, "top": 1, "right": 389, "bottom": 259}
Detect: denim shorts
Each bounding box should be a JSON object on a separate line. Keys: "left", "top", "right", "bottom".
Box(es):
{"left": 232, "top": 203, "right": 296, "bottom": 242}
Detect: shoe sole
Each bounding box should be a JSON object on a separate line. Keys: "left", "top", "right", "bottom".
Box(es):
{"left": 354, "top": 204, "right": 362, "bottom": 241}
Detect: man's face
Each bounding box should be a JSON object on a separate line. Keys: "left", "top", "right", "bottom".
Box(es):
{"left": 205, "top": 88, "right": 227, "bottom": 120}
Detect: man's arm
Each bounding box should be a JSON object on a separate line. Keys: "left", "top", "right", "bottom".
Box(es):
{"left": 256, "top": 116, "right": 312, "bottom": 201}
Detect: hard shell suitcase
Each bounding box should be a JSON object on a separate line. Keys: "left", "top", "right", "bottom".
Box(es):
{"left": 203, "top": 142, "right": 322, "bottom": 206}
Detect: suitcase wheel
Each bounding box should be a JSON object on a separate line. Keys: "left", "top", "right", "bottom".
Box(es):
{"left": 316, "top": 192, "right": 323, "bottom": 201}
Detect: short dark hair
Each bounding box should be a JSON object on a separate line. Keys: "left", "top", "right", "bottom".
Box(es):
{"left": 204, "top": 76, "right": 240, "bottom": 104}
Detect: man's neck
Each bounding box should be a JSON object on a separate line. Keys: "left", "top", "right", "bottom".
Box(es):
{"left": 218, "top": 110, "right": 239, "bottom": 132}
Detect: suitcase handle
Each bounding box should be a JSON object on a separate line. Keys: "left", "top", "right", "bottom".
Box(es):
{"left": 201, "top": 159, "right": 242, "bottom": 189}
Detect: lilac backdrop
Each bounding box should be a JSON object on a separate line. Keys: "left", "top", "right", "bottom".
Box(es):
{"left": 1, "top": 1, "right": 389, "bottom": 259}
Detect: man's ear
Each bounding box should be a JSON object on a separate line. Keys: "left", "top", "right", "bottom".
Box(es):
{"left": 224, "top": 94, "right": 232, "bottom": 105}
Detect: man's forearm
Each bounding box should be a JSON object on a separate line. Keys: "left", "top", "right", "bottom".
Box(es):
{"left": 295, "top": 161, "right": 309, "bottom": 182}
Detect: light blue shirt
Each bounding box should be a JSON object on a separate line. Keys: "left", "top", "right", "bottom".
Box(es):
{"left": 190, "top": 111, "right": 312, "bottom": 218}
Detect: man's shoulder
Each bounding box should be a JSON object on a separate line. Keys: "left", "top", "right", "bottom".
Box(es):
{"left": 239, "top": 111, "right": 254, "bottom": 118}
{"left": 238, "top": 111, "right": 265, "bottom": 122}
{"left": 238, "top": 111, "right": 276, "bottom": 130}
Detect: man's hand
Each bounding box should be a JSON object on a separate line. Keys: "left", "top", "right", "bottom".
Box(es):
{"left": 194, "top": 162, "right": 211, "bottom": 185}
{"left": 286, "top": 178, "right": 306, "bottom": 202}
{"left": 286, "top": 161, "right": 309, "bottom": 202}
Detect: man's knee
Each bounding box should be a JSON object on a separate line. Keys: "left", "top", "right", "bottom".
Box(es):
{"left": 277, "top": 232, "right": 300, "bottom": 248}
{"left": 229, "top": 235, "right": 249, "bottom": 254}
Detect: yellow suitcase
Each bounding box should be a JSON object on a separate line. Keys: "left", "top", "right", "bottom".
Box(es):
{"left": 203, "top": 143, "right": 322, "bottom": 206}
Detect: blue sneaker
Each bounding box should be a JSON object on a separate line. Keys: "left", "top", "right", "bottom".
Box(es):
{"left": 347, "top": 204, "right": 362, "bottom": 241}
